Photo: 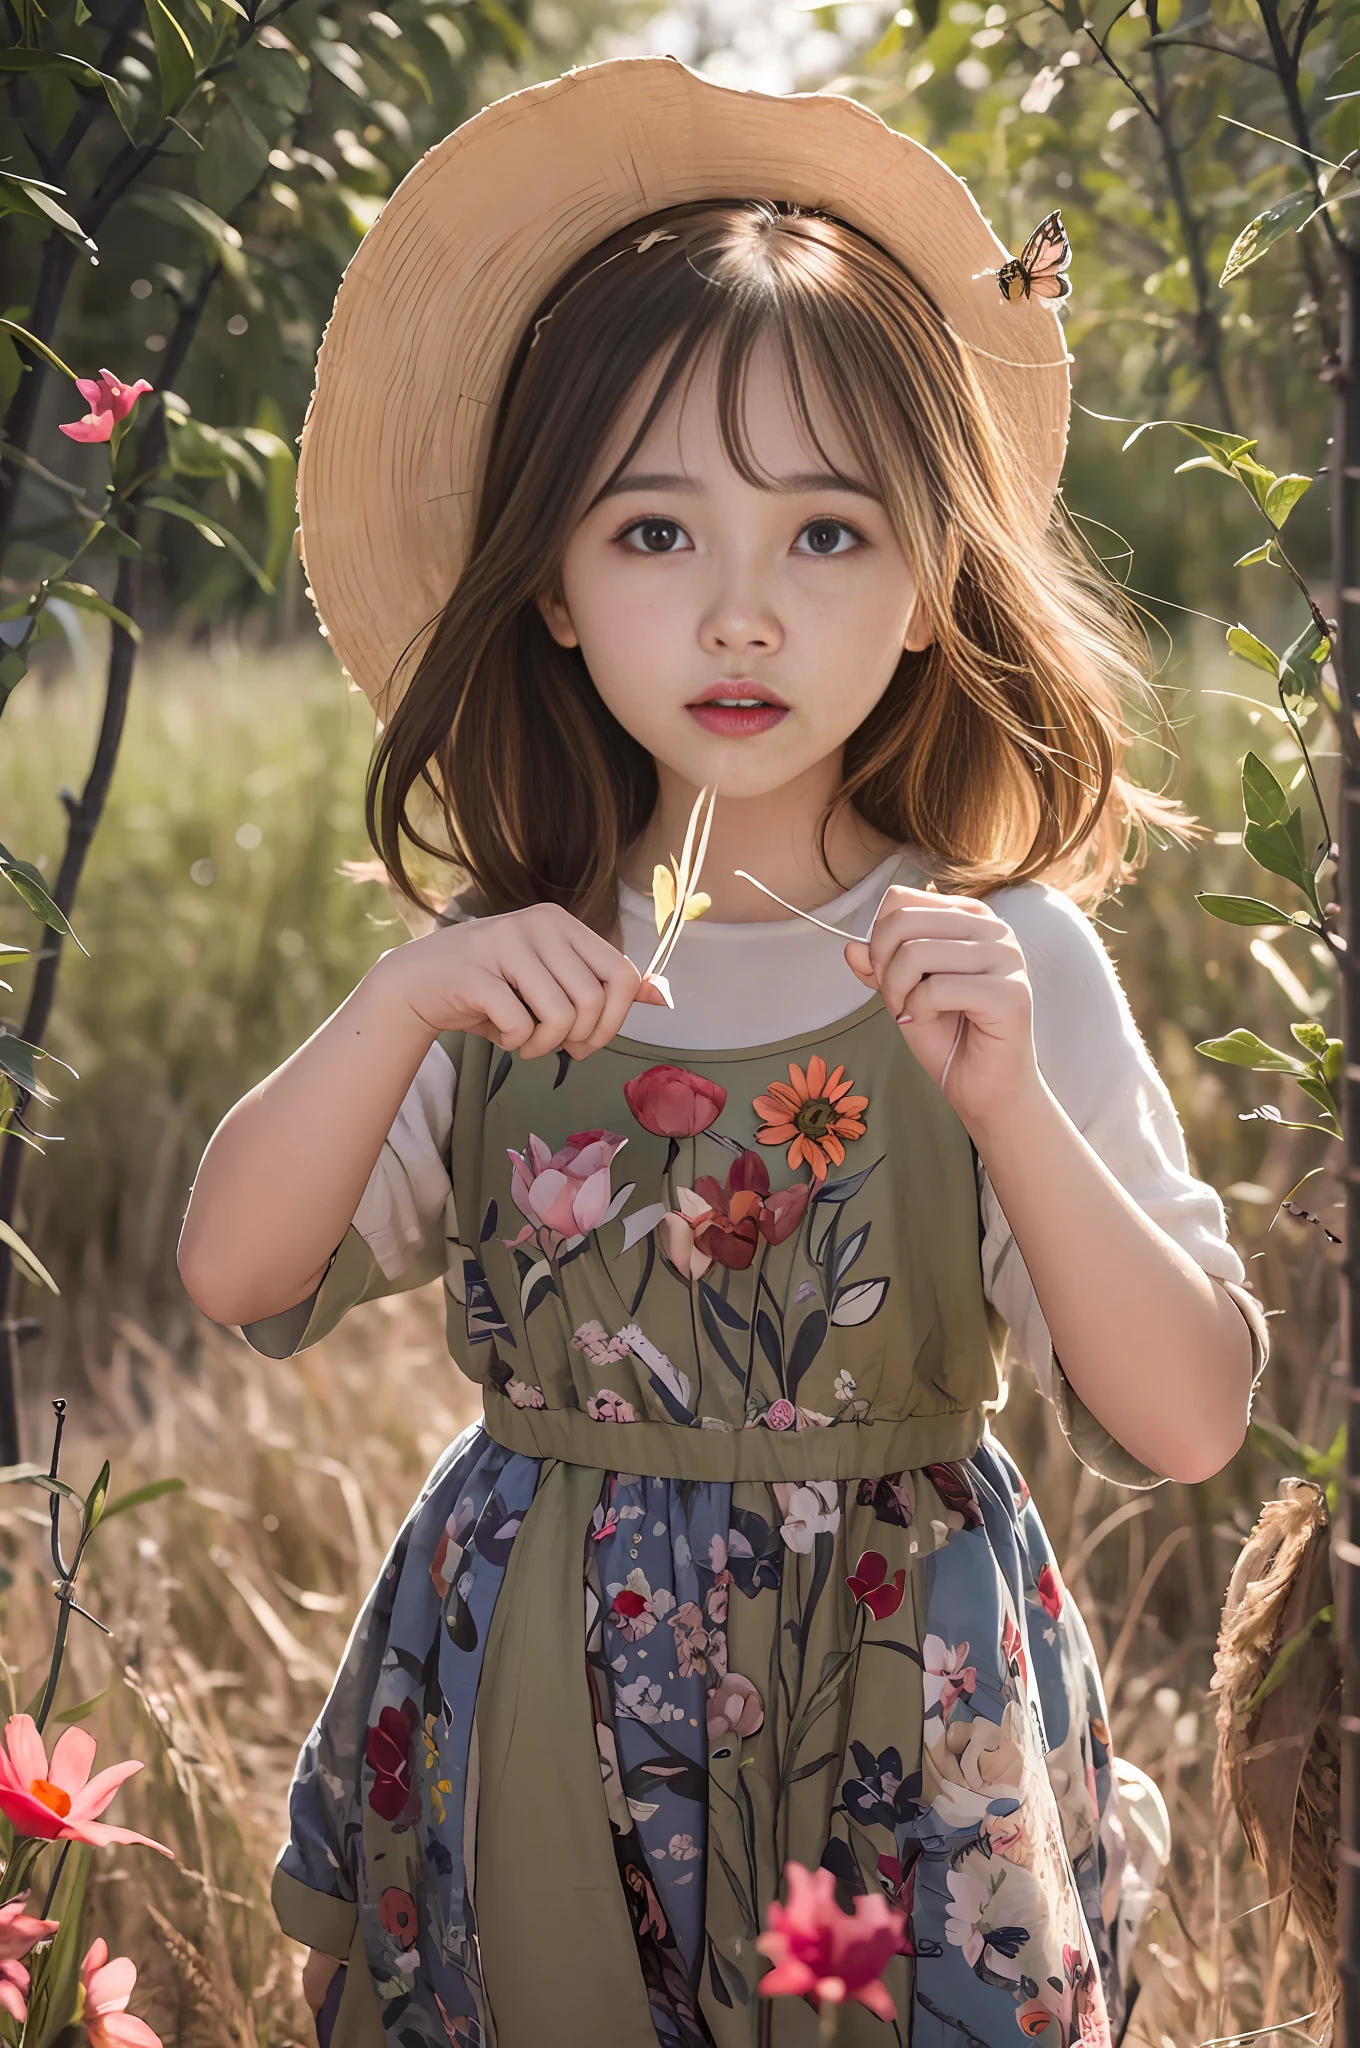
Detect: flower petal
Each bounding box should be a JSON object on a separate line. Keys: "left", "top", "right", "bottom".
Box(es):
{"left": 805, "top": 1055, "right": 828, "bottom": 1096}
{"left": 48, "top": 1724, "right": 97, "bottom": 1796}
{"left": 3, "top": 1717, "right": 48, "bottom": 1791}
{"left": 66, "top": 1817, "right": 174, "bottom": 1857}
{"left": 69, "top": 1757, "right": 142, "bottom": 1820}
{"left": 0, "top": 1787, "right": 64, "bottom": 1841}
{"left": 99, "top": 2015, "right": 163, "bottom": 2048}
{"left": 88, "top": 1955, "right": 137, "bottom": 2013}
{"left": 58, "top": 415, "right": 114, "bottom": 443}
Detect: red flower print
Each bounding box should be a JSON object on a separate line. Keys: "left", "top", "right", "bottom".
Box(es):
{"left": 613, "top": 1588, "right": 647, "bottom": 1617}
{"left": 624, "top": 1064, "right": 727, "bottom": 1137}
{"left": 922, "top": 1461, "right": 984, "bottom": 1530}
{"left": 379, "top": 1888, "right": 418, "bottom": 1946}
{"left": 846, "top": 1550, "right": 906, "bottom": 1619}
{"left": 687, "top": 1152, "right": 811, "bottom": 1271}
{"left": 752, "top": 1054, "right": 868, "bottom": 1183}
{"left": 366, "top": 1705, "right": 416, "bottom": 1822}
{"left": 1001, "top": 1611, "right": 1028, "bottom": 1688}
{"left": 1036, "top": 1562, "right": 1065, "bottom": 1620}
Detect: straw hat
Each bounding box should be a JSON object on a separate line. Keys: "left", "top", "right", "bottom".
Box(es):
{"left": 297, "top": 56, "right": 1072, "bottom": 712}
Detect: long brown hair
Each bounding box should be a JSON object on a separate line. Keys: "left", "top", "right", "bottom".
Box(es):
{"left": 368, "top": 200, "right": 1180, "bottom": 931}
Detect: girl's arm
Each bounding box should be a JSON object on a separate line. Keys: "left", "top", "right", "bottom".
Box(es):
{"left": 178, "top": 904, "right": 654, "bottom": 1329}
{"left": 846, "top": 887, "right": 1255, "bottom": 1486}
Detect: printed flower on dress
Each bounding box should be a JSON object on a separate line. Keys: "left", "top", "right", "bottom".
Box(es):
{"left": 756, "top": 1860, "right": 906, "bottom": 2023}
{"left": 505, "top": 1129, "right": 627, "bottom": 1254}
{"left": 857, "top": 1472, "right": 916, "bottom": 1530}
{"left": 587, "top": 1389, "right": 638, "bottom": 1423}
{"left": 668, "top": 1601, "right": 712, "bottom": 1678}
{"left": 922, "top": 1461, "right": 985, "bottom": 1531}
{"left": 668, "top": 1832, "right": 701, "bottom": 1862}
{"left": 752, "top": 1055, "right": 868, "bottom": 1183}
{"left": 705, "top": 1672, "right": 764, "bottom": 1743}
{"left": 840, "top": 1742, "right": 922, "bottom": 1832}
{"left": 365, "top": 1703, "right": 418, "bottom": 1823}
{"left": 773, "top": 1481, "right": 841, "bottom": 1554}
{"left": 763, "top": 1398, "right": 796, "bottom": 1432}
{"left": 846, "top": 1550, "right": 906, "bottom": 1619}
{"left": 504, "top": 1379, "right": 546, "bottom": 1409}
{"left": 943, "top": 1858, "right": 1032, "bottom": 1981}
{"left": 571, "top": 1319, "right": 631, "bottom": 1366}
{"left": 922, "top": 1633, "right": 977, "bottom": 1717}
{"left": 1035, "top": 1561, "right": 1065, "bottom": 1620}
{"left": 379, "top": 1888, "right": 419, "bottom": 1946}
{"left": 1001, "top": 1611, "right": 1028, "bottom": 1689}
{"left": 686, "top": 1152, "right": 811, "bottom": 1271}
{"left": 610, "top": 1587, "right": 657, "bottom": 1641}
{"left": 623, "top": 1064, "right": 727, "bottom": 1137}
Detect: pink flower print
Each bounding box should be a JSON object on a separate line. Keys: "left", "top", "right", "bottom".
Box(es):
{"left": 668, "top": 1831, "right": 701, "bottom": 1861}
{"left": 773, "top": 1481, "right": 840, "bottom": 1553}
{"left": 794, "top": 1406, "right": 834, "bottom": 1429}
{"left": 705, "top": 1672, "right": 764, "bottom": 1744}
{"left": 764, "top": 1398, "right": 796, "bottom": 1432}
{"left": 1036, "top": 1561, "right": 1065, "bottom": 1621}
{"left": 0, "top": 1715, "right": 171, "bottom": 1855}
{"left": 506, "top": 1129, "right": 627, "bottom": 1252}
{"left": 623, "top": 1064, "right": 727, "bottom": 1137}
{"left": 707, "top": 1627, "right": 729, "bottom": 1681}
{"left": 707, "top": 1533, "right": 728, "bottom": 1573}
{"left": 706, "top": 1571, "right": 731, "bottom": 1626}
{"left": 610, "top": 1587, "right": 656, "bottom": 1641}
{"left": 505, "top": 1379, "right": 546, "bottom": 1409}
{"left": 668, "top": 1601, "right": 710, "bottom": 1678}
{"left": 59, "top": 369, "right": 152, "bottom": 444}
{"left": 922, "top": 1633, "right": 977, "bottom": 1718}
{"left": 430, "top": 1519, "right": 464, "bottom": 1597}
{"left": 659, "top": 1189, "right": 715, "bottom": 1281}
{"left": 571, "top": 1319, "right": 631, "bottom": 1366}
{"left": 587, "top": 1389, "right": 637, "bottom": 1423}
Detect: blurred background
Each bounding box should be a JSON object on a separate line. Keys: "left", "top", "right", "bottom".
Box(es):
{"left": 0, "top": 0, "right": 1351, "bottom": 2038}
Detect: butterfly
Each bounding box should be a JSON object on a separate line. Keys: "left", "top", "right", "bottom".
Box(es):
{"left": 996, "top": 210, "right": 1072, "bottom": 302}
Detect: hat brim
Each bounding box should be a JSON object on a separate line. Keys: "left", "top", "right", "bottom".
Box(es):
{"left": 298, "top": 55, "right": 1071, "bottom": 711}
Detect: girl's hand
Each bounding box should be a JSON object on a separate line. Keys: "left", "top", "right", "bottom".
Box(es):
{"left": 383, "top": 902, "right": 666, "bottom": 1062}
{"left": 844, "top": 886, "right": 1040, "bottom": 1135}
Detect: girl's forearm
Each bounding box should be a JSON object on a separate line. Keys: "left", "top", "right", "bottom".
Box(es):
{"left": 178, "top": 953, "right": 437, "bottom": 1328}
{"left": 970, "top": 1079, "right": 1254, "bottom": 1484}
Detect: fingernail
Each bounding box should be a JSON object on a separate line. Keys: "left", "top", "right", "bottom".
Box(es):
{"left": 897, "top": 1010, "right": 913, "bottom": 1024}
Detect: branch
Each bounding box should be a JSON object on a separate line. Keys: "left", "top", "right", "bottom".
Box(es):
{"left": 1143, "top": 31, "right": 1278, "bottom": 72}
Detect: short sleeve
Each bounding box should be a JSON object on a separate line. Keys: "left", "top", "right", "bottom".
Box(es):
{"left": 979, "top": 883, "right": 1268, "bottom": 1488}
{"left": 241, "top": 1039, "right": 459, "bottom": 1358}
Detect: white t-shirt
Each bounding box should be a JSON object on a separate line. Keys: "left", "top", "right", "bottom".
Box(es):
{"left": 352, "top": 849, "right": 1259, "bottom": 1438}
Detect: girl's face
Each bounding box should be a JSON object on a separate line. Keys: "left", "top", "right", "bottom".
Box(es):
{"left": 540, "top": 340, "right": 930, "bottom": 807}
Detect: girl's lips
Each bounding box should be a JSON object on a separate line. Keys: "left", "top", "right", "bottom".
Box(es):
{"left": 686, "top": 699, "right": 788, "bottom": 738}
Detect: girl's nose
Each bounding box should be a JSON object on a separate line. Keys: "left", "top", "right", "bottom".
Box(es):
{"left": 697, "top": 576, "right": 783, "bottom": 659}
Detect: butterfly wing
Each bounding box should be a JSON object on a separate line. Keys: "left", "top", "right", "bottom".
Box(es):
{"left": 1018, "top": 210, "right": 1072, "bottom": 300}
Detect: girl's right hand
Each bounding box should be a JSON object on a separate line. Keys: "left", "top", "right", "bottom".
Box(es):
{"left": 383, "top": 902, "right": 666, "bottom": 1062}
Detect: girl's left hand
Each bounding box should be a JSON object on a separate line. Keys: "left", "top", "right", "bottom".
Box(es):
{"left": 843, "top": 885, "right": 1040, "bottom": 1135}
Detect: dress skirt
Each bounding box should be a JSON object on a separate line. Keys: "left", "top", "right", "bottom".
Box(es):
{"left": 277, "top": 1424, "right": 1134, "bottom": 2048}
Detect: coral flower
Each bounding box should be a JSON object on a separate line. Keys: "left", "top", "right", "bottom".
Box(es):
{"left": 752, "top": 1055, "right": 868, "bottom": 1183}
{"left": 79, "top": 1940, "right": 162, "bottom": 2048}
{"left": 846, "top": 1550, "right": 907, "bottom": 1620}
{"left": 1036, "top": 1561, "right": 1065, "bottom": 1621}
{"left": 0, "top": 1892, "right": 58, "bottom": 1961}
{"left": 689, "top": 1152, "right": 811, "bottom": 1271}
{"left": 757, "top": 1860, "right": 906, "bottom": 2021}
{"left": 623, "top": 1064, "right": 726, "bottom": 1138}
{"left": 0, "top": 1716, "right": 170, "bottom": 1855}
{"left": 58, "top": 370, "right": 153, "bottom": 443}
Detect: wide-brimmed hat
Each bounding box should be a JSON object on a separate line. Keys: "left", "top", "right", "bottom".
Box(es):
{"left": 297, "top": 56, "right": 1072, "bottom": 711}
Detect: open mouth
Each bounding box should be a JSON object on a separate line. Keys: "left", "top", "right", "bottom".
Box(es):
{"left": 686, "top": 683, "right": 789, "bottom": 738}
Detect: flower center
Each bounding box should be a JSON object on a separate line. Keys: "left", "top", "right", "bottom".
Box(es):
{"left": 794, "top": 1097, "right": 837, "bottom": 1140}
{"left": 29, "top": 1778, "right": 71, "bottom": 1818}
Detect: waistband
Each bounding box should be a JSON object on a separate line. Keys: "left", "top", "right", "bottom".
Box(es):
{"left": 482, "top": 1390, "right": 987, "bottom": 1481}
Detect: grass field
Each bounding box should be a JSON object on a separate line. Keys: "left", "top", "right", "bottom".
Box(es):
{"left": 0, "top": 637, "right": 1342, "bottom": 2043}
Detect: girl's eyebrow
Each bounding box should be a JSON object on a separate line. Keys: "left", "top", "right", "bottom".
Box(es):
{"left": 597, "top": 467, "right": 878, "bottom": 500}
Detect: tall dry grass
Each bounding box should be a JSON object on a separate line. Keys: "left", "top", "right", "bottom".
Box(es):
{"left": 0, "top": 638, "right": 1342, "bottom": 2042}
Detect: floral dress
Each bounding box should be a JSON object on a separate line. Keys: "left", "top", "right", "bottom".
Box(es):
{"left": 247, "top": 1000, "right": 1169, "bottom": 2048}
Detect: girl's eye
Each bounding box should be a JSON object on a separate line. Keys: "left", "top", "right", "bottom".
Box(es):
{"left": 796, "top": 518, "right": 863, "bottom": 557}
{"left": 620, "top": 518, "right": 690, "bottom": 554}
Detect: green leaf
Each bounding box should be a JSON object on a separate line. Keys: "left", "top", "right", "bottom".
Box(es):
{"left": 0, "top": 1219, "right": 58, "bottom": 1296}
{"left": 1241, "top": 751, "right": 1291, "bottom": 828}
{"left": 1196, "top": 893, "right": 1302, "bottom": 927}
{"left": 0, "top": 173, "right": 96, "bottom": 257}
{"left": 101, "top": 1475, "right": 185, "bottom": 1520}
{"left": 82, "top": 1459, "right": 111, "bottom": 1534}
{"left": 144, "top": 495, "right": 273, "bottom": 592}
{"left": 45, "top": 581, "right": 142, "bottom": 640}
{"left": 1195, "top": 1029, "right": 1307, "bottom": 1073}
{"left": 0, "top": 842, "right": 86, "bottom": 952}
{"left": 1228, "top": 625, "right": 1279, "bottom": 675}
{"left": 0, "top": 318, "right": 78, "bottom": 386}
{"left": 1121, "top": 417, "right": 1256, "bottom": 466}
{"left": 1245, "top": 1605, "right": 1335, "bottom": 1712}
{"left": 0, "top": 50, "right": 136, "bottom": 135}
{"left": 1324, "top": 1038, "right": 1342, "bottom": 1084}
{"left": 144, "top": 0, "right": 197, "bottom": 114}
{"left": 1220, "top": 190, "right": 1317, "bottom": 287}
{"left": 1279, "top": 618, "right": 1330, "bottom": 712}
{"left": 0, "top": 1030, "right": 49, "bottom": 1098}
{"left": 1293, "top": 1072, "right": 1338, "bottom": 1119}
{"left": 1242, "top": 817, "right": 1317, "bottom": 898}
{"left": 126, "top": 190, "right": 244, "bottom": 280}
{"left": 0, "top": 647, "right": 27, "bottom": 709}
{"left": 23, "top": 1842, "right": 90, "bottom": 2048}
{"left": 0, "top": 1464, "right": 83, "bottom": 1507}
{"left": 50, "top": 1688, "right": 108, "bottom": 1724}
{"left": 1291, "top": 1020, "right": 1327, "bottom": 1056}
{"left": 1234, "top": 540, "right": 1277, "bottom": 569}
{"left": 1264, "top": 474, "right": 1312, "bottom": 528}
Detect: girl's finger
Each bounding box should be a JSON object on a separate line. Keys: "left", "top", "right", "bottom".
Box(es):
{"left": 896, "top": 970, "right": 1030, "bottom": 1031}
{"left": 464, "top": 969, "right": 539, "bottom": 1051}
{"left": 867, "top": 906, "right": 1008, "bottom": 980}
{"left": 874, "top": 939, "right": 1013, "bottom": 1019}
{"left": 534, "top": 937, "right": 612, "bottom": 1051}
{"left": 498, "top": 956, "right": 583, "bottom": 1058}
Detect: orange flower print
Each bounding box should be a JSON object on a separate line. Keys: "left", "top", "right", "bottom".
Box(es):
{"left": 752, "top": 1054, "right": 868, "bottom": 1183}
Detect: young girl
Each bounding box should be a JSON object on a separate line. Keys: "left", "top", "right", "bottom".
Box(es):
{"left": 178, "top": 57, "right": 1265, "bottom": 2048}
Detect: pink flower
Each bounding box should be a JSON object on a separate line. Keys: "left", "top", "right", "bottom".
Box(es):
{"left": 0, "top": 1892, "right": 58, "bottom": 1961}
{"left": 0, "top": 1716, "right": 171, "bottom": 1855}
{"left": 506, "top": 1129, "right": 626, "bottom": 1252}
{"left": 764, "top": 1399, "right": 796, "bottom": 1432}
{"left": 846, "top": 1551, "right": 906, "bottom": 1620}
{"left": 59, "top": 370, "right": 152, "bottom": 444}
{"left": 1036, "top": 1561, "right": 1065, "bottom": 1621}
{"left": 504, "top": 1379, "right": 546, "bottom": 1409}
{"left": 922, "top": 1634, "right": 977, "bottom": 1718}
{"left": 1001, "top": 1611, "right": 1028, "bottom": 1688}
{"left": 587, "top": 1390, "right": 637, "bottom": 1423}
{"left": 623, "top": 1064, "right": 727, "bottom": 1138}
{"left": 80, "top": 1939, "right": 162, "bottom": 2048}
{"left": 757, "top": 1860, "right": 906, "bottom": 2022}
{"left": 705, "top": 1672, "right": 764, "bottom": 1743}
